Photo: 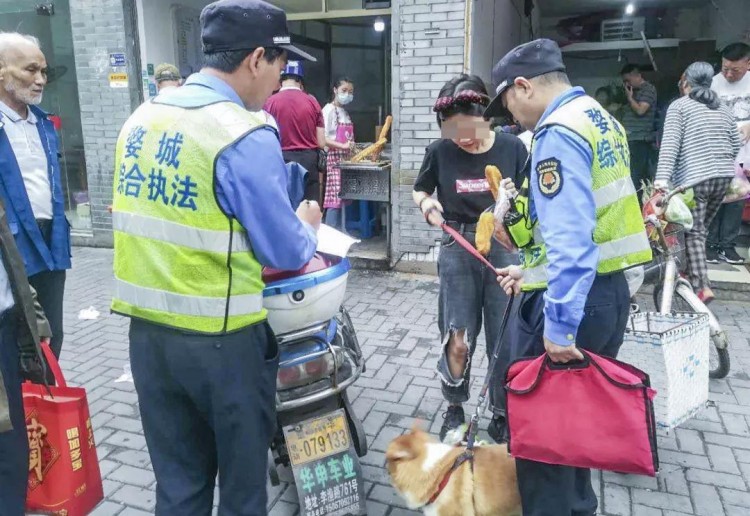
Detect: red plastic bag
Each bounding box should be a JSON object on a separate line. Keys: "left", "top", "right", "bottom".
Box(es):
{"left": 23, "top": 343, "right": 104, "bottom": 515}
{"left": 505, "top": 350, "right": 659, "bottom": 476}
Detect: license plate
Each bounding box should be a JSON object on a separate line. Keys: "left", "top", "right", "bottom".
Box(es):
{"left": 283, "top": 410, "right": 351, "bottom": 467}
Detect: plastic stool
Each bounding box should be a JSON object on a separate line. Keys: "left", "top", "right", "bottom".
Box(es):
{"left": 345, "top": 201, "right": 377, "bottom": 238}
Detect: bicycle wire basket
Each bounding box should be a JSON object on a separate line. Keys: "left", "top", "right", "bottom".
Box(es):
{"left": 641, "top": 221, "right": 687, "bottom": 285}
{"left": 652, "top": 222, "right": 686, "bottom": 263}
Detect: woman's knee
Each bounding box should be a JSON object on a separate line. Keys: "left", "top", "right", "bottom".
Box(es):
{"left": 448, "top": 329, "right": 469, "bottom": 356}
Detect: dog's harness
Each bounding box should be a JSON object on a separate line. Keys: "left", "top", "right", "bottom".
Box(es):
{"left": 424, "top": 449, "right": 475, "bottom": 506}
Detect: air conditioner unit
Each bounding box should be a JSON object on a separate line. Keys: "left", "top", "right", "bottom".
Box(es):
{"left": 364, "top": 0, "right": 391, "bottom": 9}
{"left": 601, "top": 17, "right": 646, "bottom": 42}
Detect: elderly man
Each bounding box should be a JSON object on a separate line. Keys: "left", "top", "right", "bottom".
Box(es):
{"left": 0, "top": 32, "right": 70, "bottom": 363}
{"left": 708, "top": 42, "right": 750, "bottom": 265}
{"left": 111, "top": 1, "right": 320, "bottom": 513}
{"left": 154, "top": 63, "right": 181, "bottom": 92}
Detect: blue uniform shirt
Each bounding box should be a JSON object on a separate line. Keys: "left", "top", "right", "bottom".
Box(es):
{"left": 529, "top": 87, "right": 598, "bottom": 347}
{"left": 178, "top": 73, "right": 317, "bottom": 271}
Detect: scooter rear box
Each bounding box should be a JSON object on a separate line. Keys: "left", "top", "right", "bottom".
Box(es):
{"left": 262, "top": 253, "right": 350, "bottom": 335}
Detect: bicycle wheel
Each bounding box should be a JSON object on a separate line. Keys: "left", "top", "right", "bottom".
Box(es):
{"left": 652, "top": 285, "right": 692, "bottom": 312}
{"left": 653, "top": 285, "right": 731, "bottom": 379}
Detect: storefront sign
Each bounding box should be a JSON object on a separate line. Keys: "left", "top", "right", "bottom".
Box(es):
{"left": 109, "top": 53, "right": 126, "bottom": 67}
{"left": 147, "top": 63, "right": 154, "bottom": 76}
{"left": 109, "top": 73, "right": 129, "bottom": 88}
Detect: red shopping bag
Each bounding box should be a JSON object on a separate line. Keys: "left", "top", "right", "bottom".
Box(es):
{"left": 22, "top": 343, "right": 104, "bottom": 515}
{"left": 505, "top": 350, "right": 659, "bottom": 476}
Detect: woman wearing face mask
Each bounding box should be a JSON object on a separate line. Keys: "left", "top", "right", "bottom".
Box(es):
{"left": 322, "top": 77, "right": 356, "bottom": 229}
{"left": 654, "top": 62, "right": 742, "bottom": 303}
{"left": 412, "top": 75, "right": 528, "bottom": 443}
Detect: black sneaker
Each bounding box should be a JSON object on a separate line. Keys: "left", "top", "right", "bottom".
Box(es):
{"left": 439, "top": 405, "right": 465, "bottom": 442}
{"left": 487, "top": 415, "right": 508, "bottom": 444}
{"left": 720, "top": 248, "right": 745, "bottom": 265}
{"left": 706, "top": 247, "right": 720, "bottom": 264}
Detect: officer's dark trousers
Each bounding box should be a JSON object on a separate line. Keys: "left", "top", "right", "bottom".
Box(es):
{"left": 0, "top": 310, "right": 27, "bottom": 516}
{"left": 129, "top": 319, "right": 279, "bottom": 516}
{"left": 507, "top": 272, "right": 630, "bottom": 516}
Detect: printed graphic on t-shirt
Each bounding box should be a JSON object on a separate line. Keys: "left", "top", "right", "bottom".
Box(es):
{"left": 455, "top": 178, "right": 490, "bottom": 194}
{"left": 723, "top": 95, "right": 750, "bottom": 124}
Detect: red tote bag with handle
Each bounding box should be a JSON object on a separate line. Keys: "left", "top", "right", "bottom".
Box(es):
{"left": 505, "top": 349, "right": 659, "bottom": 476}
{"left": 22, "top": 343, "right": 104, "bottom": 515}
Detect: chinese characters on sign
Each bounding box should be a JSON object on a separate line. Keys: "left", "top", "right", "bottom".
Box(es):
{"left": 27, "top": 417, "right": 48, "bottom": 482}
{"left": 66, "top": 426, "right": 83, "bottom": 472}
{"left": 86, "top": 418, "right": 95, "bottom": 450}
{"left": 285, "top": 410, "right": 366, "bottom": 516}
{"left": 296, "top": 453, "right": 364, "bottom": 516}
{"left": 25, "top": 411, "right": 61, "bottom": 489}
{"left": 584, "top": 107, "right": 631, "bottom": 170}
{"left": 118, "top": 127, "right": 199, "bottom": 211}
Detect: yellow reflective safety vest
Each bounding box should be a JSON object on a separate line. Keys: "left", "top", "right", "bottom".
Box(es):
{"left": 515, "top": 94, "right": 652, "bottom": 291}
{"left": 111, "top": 98, "right": 271, "bottom": 334}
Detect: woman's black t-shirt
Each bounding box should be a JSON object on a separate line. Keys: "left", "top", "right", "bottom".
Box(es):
{"left": 413, "top": 133, "right": 529, "bottom": 223}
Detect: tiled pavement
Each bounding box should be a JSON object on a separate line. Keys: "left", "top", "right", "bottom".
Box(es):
{"left": 58, "top": 247, "right": 750, "bottom": 516}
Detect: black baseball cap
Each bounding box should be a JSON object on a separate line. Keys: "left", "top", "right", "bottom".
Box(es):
{"left": 484, "top": 38, "right": 566, "bottom": 119}
{"left": 201, "top": 0, "right": 316, "bottom": 62}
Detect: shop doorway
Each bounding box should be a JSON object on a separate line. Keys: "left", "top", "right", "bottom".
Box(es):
{"left": 135, "top": 0, "right": 393, "bottom": 263}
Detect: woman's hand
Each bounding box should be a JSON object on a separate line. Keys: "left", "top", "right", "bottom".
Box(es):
{"left": 420, "top": 198, "right": 445, "bottom": 227}
{"left": 496, "top": 265, "right": 524, "bottom": 295}
{"left": 500, "top": 177, "right": 517, "bottom": 198}
{"left": 653, "top": 179, "right": 669, "bottom": 191}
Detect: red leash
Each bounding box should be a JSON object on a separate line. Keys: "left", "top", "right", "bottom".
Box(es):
{"left": 440, "top": 222, "right": 500, "bottom": 275}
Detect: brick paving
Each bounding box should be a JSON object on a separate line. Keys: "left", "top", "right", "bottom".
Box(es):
{"left": 58, "top": 248, "right": 750, "bottom": 516}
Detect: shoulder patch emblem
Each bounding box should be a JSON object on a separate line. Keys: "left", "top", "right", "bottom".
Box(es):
{"left": 536, "top": 158, "right": 562, "bottom": 198}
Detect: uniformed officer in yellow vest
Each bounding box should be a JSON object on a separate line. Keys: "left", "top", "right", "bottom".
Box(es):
{"left": 485, "top": 39, "right": 652, "bottom": 516}
{"left": 110, "top": 1, "right": 321, "bottom": 513}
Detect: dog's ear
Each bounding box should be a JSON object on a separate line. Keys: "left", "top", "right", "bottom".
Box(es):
{"left": 385, "top": 446, "right": 414, "bottom": 461}
{"left": 411, "top": 419, "right": 425, "bottom": 432}
{"left": 385, "top": 438, "right": 416, "bottom": 462}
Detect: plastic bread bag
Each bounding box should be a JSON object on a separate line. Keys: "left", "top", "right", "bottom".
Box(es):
{"left": 664, "top": 193, "right": 694, "bottom": 231}
{"left": 722, "top": 163, "right": 750, "bottom": 204}
{"left": 482, "top": 166, "right": 517, "bottom": 252}
{"left": 492, "top": 183, "right": 517, "bottom": 252}
{"left": 624, "top": 266, "right": 645, "bottom": 298}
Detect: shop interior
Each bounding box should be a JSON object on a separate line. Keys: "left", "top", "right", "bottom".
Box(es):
{"left": 135, "top": 0, "right": 393, "bottom": 262}
{"left": 533, "top": 0, "right": 750, "bottom": 250}
{"left": 0, "top": 0, "right": 89, "bottom": 232}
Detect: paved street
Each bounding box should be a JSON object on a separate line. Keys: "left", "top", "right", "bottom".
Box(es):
{"left": 60, "top": 247, "right": 750, "bottom": 516}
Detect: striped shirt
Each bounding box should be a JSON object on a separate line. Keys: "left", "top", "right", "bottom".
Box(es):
{"left": 655, "top": 96, "right": 742, "bottom": 188}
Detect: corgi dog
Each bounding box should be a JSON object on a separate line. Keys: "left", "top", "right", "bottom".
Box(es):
{"left": 385, "top": 428, "right": 522, "bottom": 516}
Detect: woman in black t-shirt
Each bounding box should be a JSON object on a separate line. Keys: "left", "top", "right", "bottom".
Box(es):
{"left": 413, "top": 75, "right": 528, "bottom": 443}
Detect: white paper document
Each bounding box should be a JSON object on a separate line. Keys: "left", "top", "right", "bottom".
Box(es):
{"left": 316, "top": 224, "right": 360, "bottom": 257}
